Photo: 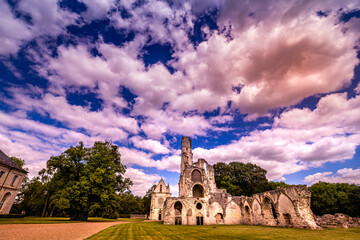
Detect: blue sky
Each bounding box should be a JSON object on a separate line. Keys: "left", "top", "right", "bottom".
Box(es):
{"left": 1, "top": 0, "right": 360, "bottom": 196}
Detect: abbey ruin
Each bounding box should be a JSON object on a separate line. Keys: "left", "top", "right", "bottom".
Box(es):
{"left": 149, "top": 137, "right": 320, "bottom": 229}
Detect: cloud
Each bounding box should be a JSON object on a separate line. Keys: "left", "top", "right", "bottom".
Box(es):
{"left": 304, "top": 168, "right": 360, "bottom": 185}
{"left": 173, "top": 13, "right": 358, "bottom": 119}
{"left": 18, "top": 0, "right": 78, "bottom": 35}
{"left": 0, "top": 0, "right": 32, "bottom": 55}
{"left": 5, "top": 90, "right": 139, "bottom": 141}
{"left": 118, "top": 147, "right": 180, "bottom": 172}
{"left": 192, "top": 93, "right": 360, "bottom": 180}
{"left": 124, "top": 167, "right": 161, "bottom": 196}
{"left": 129, "top": 136, "right": 170, "bottom": 154}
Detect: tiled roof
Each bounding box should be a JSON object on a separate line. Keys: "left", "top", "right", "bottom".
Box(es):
{"left": 0, "top": 149, "right": 28, "bottom": 173}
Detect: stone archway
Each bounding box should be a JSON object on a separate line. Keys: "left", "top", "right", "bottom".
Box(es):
{"left": 262, "top": 197, "right": 277, "bottom": 226}
{"left": 244, "top": 205, "right": 251, "bottom": 225}
{"left": 174, "top": 201, "right": 183, "bottom": 225}
{"left": 277, "top": 193, "right": 296, "bottom": 227}
{"left": 0, "top": 192, "right": 11, "bottom": 213}
{"left": 252, "top": 199, "right": 262, "bottom": 225}
{"left": 193, "top": 184, "right": 204, "bottom": 198}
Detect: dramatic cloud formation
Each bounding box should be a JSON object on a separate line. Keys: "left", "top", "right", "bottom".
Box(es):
{"left": 0, "top": 0, "right": 359, "bottom": 195}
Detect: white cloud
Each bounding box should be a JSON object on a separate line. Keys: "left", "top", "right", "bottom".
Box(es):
{"left": 304, "top": 168, "right": 360, "bottom": 185}
{"left": 124, "top": 167, "right": 161, "bottom": 196}
{"left": 0, "top": 0, "right": 32, "bottom": 55}
{"left": 129, "top": 136, "right": 170, "bottom": 154}
{"left": 18, "top": 0, "right": 78, "bottom": 35}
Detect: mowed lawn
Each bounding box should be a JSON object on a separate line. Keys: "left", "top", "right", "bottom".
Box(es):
{"left": 87, "top": 221, "right": 360, "bottom": 240}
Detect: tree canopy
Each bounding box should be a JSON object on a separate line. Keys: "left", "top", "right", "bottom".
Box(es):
{"left": 213, "top": 162, "right": 274, "bottom": 196}
{"left": 309, "top": 182, "right": 360, "bottom": 217}
{"left": 13, "top": 141, "right": 133, "bottom": 220}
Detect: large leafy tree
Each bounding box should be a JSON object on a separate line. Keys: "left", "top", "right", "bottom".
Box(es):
{"left": 47, "top": 141, "right": 132, "bottom": 220}
{"left": 213, "top": 162, "right": 272, "bottom": 196}
{"left": 309, "top": 182, "right": 360, "bottom": 217}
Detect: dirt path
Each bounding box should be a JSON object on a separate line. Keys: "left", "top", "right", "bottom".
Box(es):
{"left": 0, "top": 221, "right": 130, "bottom": 240}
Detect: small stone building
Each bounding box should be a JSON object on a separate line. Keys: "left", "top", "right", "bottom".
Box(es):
{"left": 149, "top": 179, "right": 171, "bottom": 220}
{"left": 150, "top": 137, "right": 320, "bottom": 229}
{"left": 0, "top": 150, "right": 27, "bottom": 215}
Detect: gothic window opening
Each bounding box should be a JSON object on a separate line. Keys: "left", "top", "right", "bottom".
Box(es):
{"left": 0, "top": 192, "right": 10, "bottom": 211}
{"left": 193, "top": 184, "right": 204, "bottom": 198}
{"left": 271, "top": 202, "right": 277, "bottom": 219}
{"left": 10, "top": 175, "right": 18, "bottom": 187}
{"left": 174, "top": 201, "right": 183, "bottom": 225}
{"left": 191, "top": 169, "right": 201, "bottom": 182}
{"left": 160, "top": 185, "right": 162, "bottom": 192}
{"left": 244, "top": 205, "right": 251, "bottom": 224}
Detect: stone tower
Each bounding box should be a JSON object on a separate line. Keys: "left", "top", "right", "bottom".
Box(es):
{"left": 179, "top": 136, "right": 194, "bottom": 197}
{"left": 149, "top": 179, "right": 171, "bottom": 220}
{"left": 180, "top": 136, "right": 193, "bottom": 173}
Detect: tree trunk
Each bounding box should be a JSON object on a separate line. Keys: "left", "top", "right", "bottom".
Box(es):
{"left": 41, "top": 194, "right": 49, "bottom": 217}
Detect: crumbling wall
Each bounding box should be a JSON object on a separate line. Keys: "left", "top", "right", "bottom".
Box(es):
{"left": 316, "top": 213, "right": 360, "bottom": 228}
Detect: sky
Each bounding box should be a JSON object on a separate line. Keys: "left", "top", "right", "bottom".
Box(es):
{"left": 1, "top": 0, "right": 360, "bottom": 196}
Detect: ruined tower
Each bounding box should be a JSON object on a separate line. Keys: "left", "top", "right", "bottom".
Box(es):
{"left": 179, "top": 136, "right": 193, "bottom": 197}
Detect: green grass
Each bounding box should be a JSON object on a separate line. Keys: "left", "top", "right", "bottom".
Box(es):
{"left": 86, "top": 221, "right": 360, "bottom": 240}
{"left": 0, "top": 216, "right": 122, "bottom": 224}
{"left": 116, "top": 218, "right": 145, "bottom": 222}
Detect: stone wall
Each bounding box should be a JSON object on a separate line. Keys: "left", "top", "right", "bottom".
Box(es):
{"left": 316, "top": 213, "right": 360, "bottom": 228}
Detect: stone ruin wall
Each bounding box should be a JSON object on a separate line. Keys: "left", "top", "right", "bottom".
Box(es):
{"left": 163, "top": 185, "right": 320, "bottom": 229}
{"left": 159, "top": 136, "right": 320, "bottom": 229}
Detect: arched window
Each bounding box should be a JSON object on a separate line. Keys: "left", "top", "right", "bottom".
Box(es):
{"left": 160, "top": 185, "right": 162, "bottom": 192}
{"left": 10, "top": 175, "right": 18, "bottom": 186}
{"left": 174, "top": 201, "right": 182, "bottom": 215}
{"left": 191, "top": 169, "right": 201, "bottom": 182}
{"left": 0, "top": 192, "right": 11, "bottom": 211}
{"left": 193, "top": 184, "right": 204, "bottom": 198}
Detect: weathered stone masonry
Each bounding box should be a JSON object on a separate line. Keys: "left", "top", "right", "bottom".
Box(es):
{"left": 150, "top": 137, "right": 320, "bottom": 229}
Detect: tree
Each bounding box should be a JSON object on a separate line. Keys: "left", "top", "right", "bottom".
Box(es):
{"left": 46, "top": 141, "right": 132, "bottom": 220}
{"left": 118, "top": 193, "right": 145, "bottom": 214}
{"left": 213, "top": 162, "right": 270, "bottom": 196}
{"left": 309, "top": 182, "right": 360, "bottom": 217}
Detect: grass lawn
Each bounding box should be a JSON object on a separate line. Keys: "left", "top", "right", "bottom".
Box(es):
{"left": 0, "top": 216, "right": 122, "bottom": 224}
{"left": 87, "top": 221, "right": 360, "bottom": 240}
